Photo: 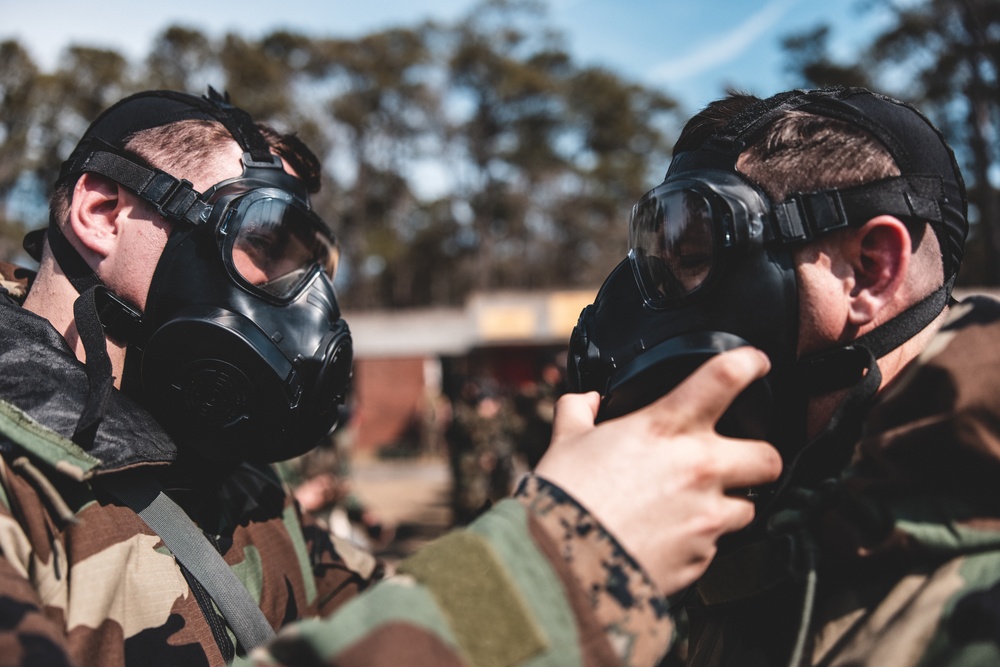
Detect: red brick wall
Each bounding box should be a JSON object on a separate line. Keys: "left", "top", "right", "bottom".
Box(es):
{"left": 351, "top": 357, "right": 427, "bottom": 453}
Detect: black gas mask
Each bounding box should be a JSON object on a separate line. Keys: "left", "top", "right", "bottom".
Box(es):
{"left": 31, "top": 90, "right": 352, "bottom": 462}
{"left": 572, "top": 169, "right": 799, "bottom": 443}
{"left": 569, "top": 87, "right": 967, "bottom": 477}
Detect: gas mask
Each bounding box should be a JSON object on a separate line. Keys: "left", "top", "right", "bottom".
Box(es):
{"left": 33, "top": 90, "right": 353, "bottom": 462}
{"left": 569, "top": 87, "right": 967, "bottom": 474}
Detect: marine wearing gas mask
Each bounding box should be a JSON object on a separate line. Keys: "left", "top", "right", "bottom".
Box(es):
{"left": 569, "top": 88, "right": 967, "bottom": 483}
{"left": 26, "top": 90, "right": 352, "bottom": 462}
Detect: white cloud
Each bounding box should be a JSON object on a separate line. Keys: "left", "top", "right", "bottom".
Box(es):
{"left": 646, "top": 0, "right": 799, "bottom": 84}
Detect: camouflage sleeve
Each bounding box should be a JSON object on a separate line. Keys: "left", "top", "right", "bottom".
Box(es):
{"left": 252, "top": 474, "right": 673, "bottom": 667}
{"left": 0, "top": 466, "right": 75, "bottom": 667}
{"left": 514, "top": 475, "right": 674, "bottom": 666}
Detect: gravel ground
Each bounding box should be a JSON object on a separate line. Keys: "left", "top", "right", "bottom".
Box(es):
{"left": 347, "top": 454, "right": 454, "bottom": 567}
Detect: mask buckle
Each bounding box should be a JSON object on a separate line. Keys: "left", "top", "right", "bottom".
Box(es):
{"left": 240, "top": 151, "right": 284, "bottom": 170}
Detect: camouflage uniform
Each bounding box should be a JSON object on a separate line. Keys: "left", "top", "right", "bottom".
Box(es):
{"left": 257, "top": 475, "right": 674, "bottom": 667}
{"left": 680, "top": 296, "right": 1000, "bottom": 666}
{"left": 447, "top": 394, "right": 522, "bottom": 526}
{"left": 0, "top": 264, "right": 378, "bottom": 667}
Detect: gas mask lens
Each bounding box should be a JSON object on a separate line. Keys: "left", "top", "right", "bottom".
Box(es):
{"left": 227, "top": 192, "right": 338, "bottom": 299}
{"left": 629, "top": 184, "right": 717, "bottom": 307}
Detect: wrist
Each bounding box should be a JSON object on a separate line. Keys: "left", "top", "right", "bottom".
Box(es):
{"left": 515, "top": 474, "right": 674, "bottom": 666}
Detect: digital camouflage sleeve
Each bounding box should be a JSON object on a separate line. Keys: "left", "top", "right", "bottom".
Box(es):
{"left": 255, "top": 475, "right": 675, "bottom": 667}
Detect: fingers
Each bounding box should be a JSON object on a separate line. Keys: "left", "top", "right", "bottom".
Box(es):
{"left": 709, "top": 436, "right": 783, "bottom": 490}
{"left": 716, "top": 495, "right": 758, "bottom": 535}
{"left": 550, "top": 391, "right": 600, "bottom": 443}
{"left": 645, "top": 347, "right": 771, "bottom": 429}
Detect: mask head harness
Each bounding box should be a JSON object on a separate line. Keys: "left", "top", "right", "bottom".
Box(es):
{"left": 568, "top": 87, "right": 967, "bottom": 475}
{"left": 28, "top": 89, "right": 353, "bottom": 462}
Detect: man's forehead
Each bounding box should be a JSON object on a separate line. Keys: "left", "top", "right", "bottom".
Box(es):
{"left": 187, "top": 141, "right": 244, "bottom": 193}
{"left": 188, "top": 146, "right": 301, "bottom": 194}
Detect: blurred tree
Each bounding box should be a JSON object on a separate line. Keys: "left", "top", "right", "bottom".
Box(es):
{"left": 219, "top": 33, "right": 295, "bottom": 120}
{"left": 0, "top": 41, "right": 39, "bottom": 261}
{"left": 447, "top": 0, "right": 571, "bottom": 292}
{"left": 305, "top": 26, "right": 440, "bottom": 309}
{"left": 0, "top": 11, "right": 681, "bottom": 307}
{"left": 558, "top": 66, "right": 677, "bottom": 286}
{"left": 145, "top": 26, "right": 216, "bottom": 92}
{"left": 782, "top": 25, "right": 873, "bottom": 89}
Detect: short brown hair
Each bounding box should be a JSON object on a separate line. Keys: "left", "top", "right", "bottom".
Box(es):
{"left": 738, "top": 109, "right": 899, "bottom": 201}
{"left": 675, "top": 93, "right": 899, "bottom": 201}
{"left": 49, "top": 119, "right": 322, "bottom": 227}
{"left": 674, "top": 92, "right": 939, "bottom": 259}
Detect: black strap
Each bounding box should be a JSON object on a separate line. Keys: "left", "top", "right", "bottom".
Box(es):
{"left": 796, "top": 278, "right": 954, "bottom": 397}
{"left": 773, "top": 175, "right": 948, "bottom": 244}
{"left": 203, "top": 87, "right": 275, "bottom": 165}
{"left": 48, "top": 225, "right": 143, "bottom": 341}
{"left": 46, "top": 224, "right": 101, "bottom": 296}
{"left": 71, "top": 287, "right": 114, "bottom": 447}
{"left": 853, "top": 277, "right": 954, "bottom": 358}
{"left": 100, "top": 473, "right": 277, "bottom": 652}
{"left": 75, "top": 149, "right": 211, "bottom": 226}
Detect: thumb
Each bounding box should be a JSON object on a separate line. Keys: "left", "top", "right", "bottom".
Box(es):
{"left": 550, "top": 392, "right": 600, "bottom": 444}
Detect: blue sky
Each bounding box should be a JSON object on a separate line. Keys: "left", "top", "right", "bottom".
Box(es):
{"left": 1, "top": 0, "right": 893, "bottom": 115}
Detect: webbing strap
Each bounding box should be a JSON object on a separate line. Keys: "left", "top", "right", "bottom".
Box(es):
{"left": 101, "top": 473, "right": 277, "bottom": 651}
{"left": 70, "top": 286, "right": 114, "bottom": 447}
{"left": 79, "top": 150, "right": 211, "bottom": 225}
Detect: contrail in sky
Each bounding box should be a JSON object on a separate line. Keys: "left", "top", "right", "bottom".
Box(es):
{"left": 647, "top": 0, "right": 799, "bottom": 83}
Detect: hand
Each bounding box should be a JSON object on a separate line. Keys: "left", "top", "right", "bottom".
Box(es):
{"left": 293, "top": 473, "right": 345, "bottom": 512}
{"left": 534, "top": 347, "right": 782, "bottom": 596}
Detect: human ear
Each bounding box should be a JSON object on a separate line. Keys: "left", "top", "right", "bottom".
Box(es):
{"left": 67, "top": 172, "right": 125, "bottom": 263}
{"left": 846, "top": 215, "right": 911, "bottom": 326}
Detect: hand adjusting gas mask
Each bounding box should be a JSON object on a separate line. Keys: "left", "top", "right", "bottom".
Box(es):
{"left": 569, "top": 87, "right": 968, "bottom": 479}
{"left": 31, "top": 90, "right": 353, "bottom": 462}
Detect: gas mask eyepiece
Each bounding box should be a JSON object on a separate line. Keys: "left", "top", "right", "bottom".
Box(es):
{"left": 212, "top": 183, "right": 340, "bottom": 300}
{"left": 628, "top": 171, "right": 769, "bottom": 308}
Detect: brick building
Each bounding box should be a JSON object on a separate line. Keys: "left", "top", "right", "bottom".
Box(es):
{"left": 344, "top": 289, "right": 594, "bottom": 454}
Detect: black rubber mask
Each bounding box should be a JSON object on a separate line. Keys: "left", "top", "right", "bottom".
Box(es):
{"left": 120, "top": 159, "right": 352, "bottom": 463}
{"left": 569, "top": 87, "right": 967, "bottom": 469}
{"left": 569, "top": 169, "right": 802, "bottom": 451}
{"left": 35, "top": 90, "right": 353, "bottom": 462}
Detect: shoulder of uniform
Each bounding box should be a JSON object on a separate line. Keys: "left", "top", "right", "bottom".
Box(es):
{"left": 0, "top": 399, "right": 101, "bottom": 482}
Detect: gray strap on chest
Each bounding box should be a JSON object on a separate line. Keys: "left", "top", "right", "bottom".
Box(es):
{"left": 100, "top": 473, "right": 277, "bottom": 651}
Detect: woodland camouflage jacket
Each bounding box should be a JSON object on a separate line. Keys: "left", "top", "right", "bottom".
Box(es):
{"left": 681, "top": 295, "right": 1000, "bottom": 666}
{"left": 0, "top": 265, "right": 379, "bottom": 667}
